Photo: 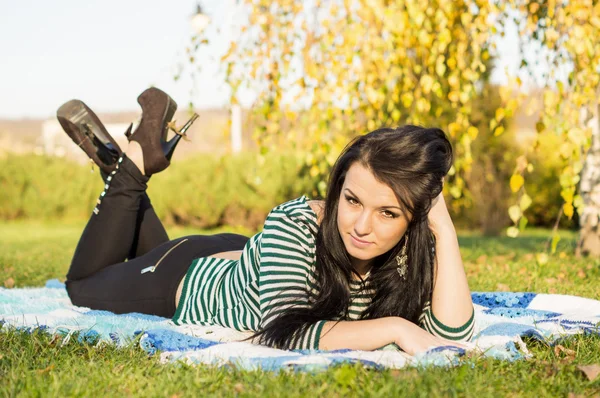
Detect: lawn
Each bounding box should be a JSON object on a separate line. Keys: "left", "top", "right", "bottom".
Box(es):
{"left": 1, "top": 221, "right": 599, "bottom": 397}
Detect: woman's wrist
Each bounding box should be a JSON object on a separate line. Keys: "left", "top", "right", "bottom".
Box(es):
{"left": 430, "top": 220, "right": 456, "bottom": 239}
{"left": 391, "top": 317, "right": 414, "bottom": 347}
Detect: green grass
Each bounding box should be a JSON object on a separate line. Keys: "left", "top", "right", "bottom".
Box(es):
{"left": 1, "top": 221, "right": 599, "bottom": 397}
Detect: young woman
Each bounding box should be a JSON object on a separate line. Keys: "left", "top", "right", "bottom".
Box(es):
{"left": 58, "top": 87, "right": 474, "bottom": 355}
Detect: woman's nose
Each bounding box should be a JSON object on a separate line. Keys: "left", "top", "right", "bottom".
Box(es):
{"left": 353, "top": 211, "right": 372, "bottom": 236}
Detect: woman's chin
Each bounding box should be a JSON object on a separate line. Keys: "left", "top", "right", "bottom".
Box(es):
{"left": 343, "top": 241, "right": 374, "bottom": 261}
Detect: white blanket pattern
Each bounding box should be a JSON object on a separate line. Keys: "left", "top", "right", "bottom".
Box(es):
{"left": 1, "top": 280, "right": 599, "bottom": 371}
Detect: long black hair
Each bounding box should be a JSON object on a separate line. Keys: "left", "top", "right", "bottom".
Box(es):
{"left": 254, "top": 126, "right": 453, "bottom": 348}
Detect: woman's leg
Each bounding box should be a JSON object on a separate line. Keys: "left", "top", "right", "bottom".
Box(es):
{"left": 67, "top": 233, "right": 249, "bottom": 317}
{"left": 129, "top": 193, "right": 170, "bottom": 258}
{"left": 65, "top": 152, "right": 251, "bottom": 317}
{"left": 66, "top": 155, "right": 160, "bottom": 282}
{"left": 99, "top": 168, "right": 169, "bottom": 259}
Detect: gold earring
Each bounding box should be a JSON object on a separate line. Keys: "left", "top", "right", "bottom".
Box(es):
{"left": 396, "top": 235, "right": 408, "bottom": 280}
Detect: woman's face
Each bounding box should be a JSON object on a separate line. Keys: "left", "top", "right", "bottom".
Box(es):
{"left": 336, "top": 162, "right": 411, "bottom": 272}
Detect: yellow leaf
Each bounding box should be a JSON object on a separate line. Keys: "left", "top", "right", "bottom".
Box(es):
{"left": 510, "top": 174, "right": 524, "bottom": 193}
{"left": 508, "top": 205, "right": 522, "bottom": 223}
{"left": 447, "top": 57, "right": 457, "bottom": 69}
{"left": 416, "top": 98, "right": 430, "bottom": 113}
{"left": 551, "top": 233, "right": 561, "bottom": 254}
{"left": 561, "top": 187, "right": 574, "bottom": 203}
{"left": 449, "top": 185, "right": 462, "bottom": 199}
{"left": 495, "top": 108, "right": 505, "bottom": 121}
{"left": 448, "top": 75, "right": 459, "bottom": 88}
{"left": 573, "top": 194, "right": 584, "bottom": 211}
{"left": 519, "top": 193, "right": 532, "bottom": 211}
{"left": 420, "top": 75, "right": 434, "bottom": 94}
{"left": 493, "top": 126, "right": 505, "bottom": 136}
{"left": 506, "top": 227, "right": 519, "bottom": 238}
{"left": 436, "top": 62, "right": 447, "bottom": 77}
{"left": 459, "top": 91, "right": 470, "bottom": 104}
{"left": 309, "top": 165, "right": 320, "bottom": 178}
{"left": 448, "top": 122, "right": 461, "bottom": 137}
{"left": 467, "top": 126, "right": 479, "bottom": 139}
{"left": 367, "top": 119, "right": 376, "bottom": 131}
{"left": 401, "top": 93, "right": 413, "bottom": 108}
{"left": 563, "top": 202, "right": 574, "bottom": 218}
{"left": 536, "top": 253, "right": 549, "bottom": 266}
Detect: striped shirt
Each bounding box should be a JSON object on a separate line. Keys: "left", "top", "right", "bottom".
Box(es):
{"left": 172, "top": 196, "right": 474, "bottom": 349}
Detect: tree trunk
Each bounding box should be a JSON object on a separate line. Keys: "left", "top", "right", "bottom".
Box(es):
{"left": 576, "top": 102, "right": 600, "bottom": 257}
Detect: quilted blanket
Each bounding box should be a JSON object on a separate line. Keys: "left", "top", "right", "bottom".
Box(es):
{"left": 1, "top": 279, "right": 599, "bottom": 371}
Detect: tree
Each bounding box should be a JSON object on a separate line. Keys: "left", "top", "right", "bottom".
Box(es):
{"left": 189, "top": 0, "right": 599, "bottom": 257}
{"left": 493, "top": 0, "right": 600, "bottom": 256}
{"left": 576, "top": 102, "right": 600, "bottom": 256}
{"left": 221, "top": 0, "right": 501, "bottom": 199}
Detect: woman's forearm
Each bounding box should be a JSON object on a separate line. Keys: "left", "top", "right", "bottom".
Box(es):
{"left": 319, "top": 317, "right": 400, "bottom": 351}
{"left": 430, "top": 223, "right": 474, "bottom": 327}
{"left": 317, "top": 315, "right": 469, "bottom": 354}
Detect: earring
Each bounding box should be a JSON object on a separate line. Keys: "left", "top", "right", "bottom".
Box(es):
{"left": 396, "top": 235, "right": 408, "bottom": 280}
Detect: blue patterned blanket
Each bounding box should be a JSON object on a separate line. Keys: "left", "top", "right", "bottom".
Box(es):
{"left": 1, "top": 280, "right": 599, "bottom": 371}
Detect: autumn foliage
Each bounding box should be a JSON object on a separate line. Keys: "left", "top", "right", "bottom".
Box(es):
{"left": 199, "top": 0, "right": 600, "bottom": 253}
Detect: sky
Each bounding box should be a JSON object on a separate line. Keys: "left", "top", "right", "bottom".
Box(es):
{"left": 0, "top": 0, "right": 523, "bottom": 120}
{"left": 0, "top": 0, "right": 237, "bottom": 119}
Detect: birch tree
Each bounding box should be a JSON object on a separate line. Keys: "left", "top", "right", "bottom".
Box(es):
{"left": 188, "top": 0, "right": 600, "bottom": 257}
{"left": 494, "top": 0, "right": 600, "bottom": 257}
{"left": 220, "top": 0, "right": 501, "bottom": 198}
{"left": 577, "top": 103, "right": 600, "bottom": 256}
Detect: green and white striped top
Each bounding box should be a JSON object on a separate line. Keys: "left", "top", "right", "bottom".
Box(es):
{"left": 172, "top": 196, "right": 474, "bottom": 350}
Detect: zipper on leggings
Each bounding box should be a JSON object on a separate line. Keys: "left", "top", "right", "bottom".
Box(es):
{"left": 140, "top": 238, "right": 189, "bottom": 274}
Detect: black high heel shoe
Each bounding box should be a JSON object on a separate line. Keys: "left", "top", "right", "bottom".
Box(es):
{"left": 127, "top": 87, "right": 198, "bottom": 175}
{"left": 164, "top": 113, "right": 199, "bottom": 161}
{"left": 56, "top": 100, "right": 123, "bottom": 174}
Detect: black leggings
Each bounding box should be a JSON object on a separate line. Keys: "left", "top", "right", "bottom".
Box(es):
{"left": 65, "top": 155, "right": 249, "bottom": 318}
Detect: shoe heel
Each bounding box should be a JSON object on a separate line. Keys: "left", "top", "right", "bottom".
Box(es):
{"left": 56, "top": 100, "right": 122, "bottom": 174}
{"left": 163, "top": 113, "right": 199, "bottom": 161}
{"left": 124, "top": 123, "right": 133, "bottom": 138}
{"left": 130, "top": 88, "right": 178, "bottom": 175}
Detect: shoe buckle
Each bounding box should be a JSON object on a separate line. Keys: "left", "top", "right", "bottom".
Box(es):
{"left": 167, "top": 113, "right": 199, "bottom": 142}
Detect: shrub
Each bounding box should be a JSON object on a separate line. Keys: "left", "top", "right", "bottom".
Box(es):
{"left": 0, "top": 153, "right": 316, "bottom": 230}
{"left": 450, "top": 85, "right": 569, "bottom": 234}
{"left": 0, "top": 149, "right": 570, "bottom": 231}
{"left": 0, "top": 154, "right": 100, "bottom": 221}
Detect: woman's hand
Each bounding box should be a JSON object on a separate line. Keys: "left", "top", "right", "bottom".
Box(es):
{"left": 428, "top": 192, "right": 454, "bottom": 237}
{"left": 393, "top": 317, "right": 467, "bottom": 356}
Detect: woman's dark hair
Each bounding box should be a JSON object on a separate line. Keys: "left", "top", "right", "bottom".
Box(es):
{"left": 254, "top": 125, "right": 453, "bottom": 348}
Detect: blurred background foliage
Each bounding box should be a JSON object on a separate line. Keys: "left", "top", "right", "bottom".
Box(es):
{"left": 214, "top": 0, "right": 598, "bottom": 247}
{"left": 1, "top": 0, "right": 598, "bottom": 246}
{"left": 0, "top": 145, "right": 568, "bottom": 232}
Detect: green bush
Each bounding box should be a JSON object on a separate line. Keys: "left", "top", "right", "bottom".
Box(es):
{"left": 0, "top": 149, "right": 571, "bottom": 231}
{"left": 449, "top": 84, "right": 571, "bottom": 235}
{"left": 0, "top": 153, "right": 316, "bottom": 230}
{"left": 0, "top": 154, "right": 100, "bottom": 221}
{"left": 147, "top": 152, "right": 316, "bottom": 229}
{"left": 524, "top": 133, "right": 578, "bottom": 229}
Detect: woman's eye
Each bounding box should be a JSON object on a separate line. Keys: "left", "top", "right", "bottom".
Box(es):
{"left": 346, "top": 196, "right": 358, "bottom": 205}
{"left": 382, "top": 211, "right": 397, "bottom": 219}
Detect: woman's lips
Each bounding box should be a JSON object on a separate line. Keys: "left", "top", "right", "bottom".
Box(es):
{"left": 350, "top": 234, "right": 372, "bottom": 248}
